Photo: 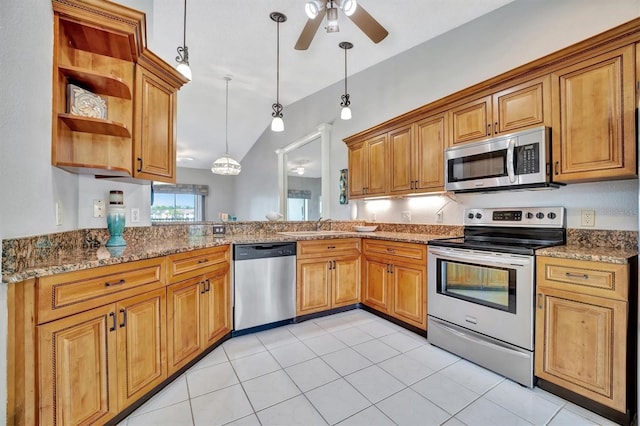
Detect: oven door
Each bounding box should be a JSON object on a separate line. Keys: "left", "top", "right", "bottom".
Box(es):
{"left": 427, "top": 246, "right": 534, "bottom": 350}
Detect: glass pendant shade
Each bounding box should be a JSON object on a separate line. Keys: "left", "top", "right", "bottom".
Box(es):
{"left": 176, "top": 62, "right": 192, "bottom": 80}
{"left": 341, "top": 106, "right": 352, "bottom": 120}
{"left": 271, "top": 116, "right": 284, "bottom": 132}
{"left": 211, "top": 155, "right": 241, "bottom": 175}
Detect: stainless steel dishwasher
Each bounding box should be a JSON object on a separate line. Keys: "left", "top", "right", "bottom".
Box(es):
{"left": 233, "top": 242, "right": 297, "bottom": 333}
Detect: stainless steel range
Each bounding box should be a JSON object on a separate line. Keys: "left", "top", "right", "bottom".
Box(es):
{"left": 427, "top": 206, "right": 565, "bottom": 387}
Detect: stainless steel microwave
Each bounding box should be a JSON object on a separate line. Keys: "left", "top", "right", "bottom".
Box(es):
{"left": 444, "top": 126, "right": 559, "bottom": 193}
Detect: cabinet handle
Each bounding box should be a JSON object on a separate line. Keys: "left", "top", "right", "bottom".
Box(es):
{"left": 386, "top": 248, "right": 395, "bottom": 253}
{"left": 105, "top": 279, "right": 125, "bottom": 287}
{"left": 565, "top": 272, "right": 589, "bottom": 280}
{"left": 333, "top": 260, "right": 336, "bottom": 269}
{"left": 554, "top": 161, "right": 559, "bottom": 175}
{"left": 487, "top": 124, "right": 491, "bottom": 136}
{"left": 537, "top": 293, "right": 543, "bottom": 309}
{"left": 494, "top": 122, "right": 498, "bottom": 134}
{"left": 137, "top": 157, "right": 143, "bottom": 172}
{"left": 389, "top": 264, "right": 394, "bottom": 274}
{"left": 327, "top": 246, "right": 336, "bottom": 249}
{"left": 109, "top": 312, "right": 117, "bottom": 332}
{"left": 204, "top": 279, "right": 211, "bottom": 292}
{"left": 200, "top": 281, "right": 207, "bottom": 294}
{"left": 327, "top": 261, "right": 332, "bottom": 271}
{"left": 119, "top": 308, "right": 127, "bottom": 328}
{"left": 197, "top": 258, "right": 209, "bottom": 264}
{"left": 386, "top": 264, "right": 390, "bottom": 273}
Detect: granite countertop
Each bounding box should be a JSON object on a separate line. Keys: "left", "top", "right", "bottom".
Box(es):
{"left": 1, "top": 231, "right": 452, "bottom": 283}
{"left": 536, "top": 244, "right": 637, "bottom": 264}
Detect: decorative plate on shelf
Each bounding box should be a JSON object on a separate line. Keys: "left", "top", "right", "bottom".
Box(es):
{"left": 67, "top": 83, "right": 107, "bottom": 119}
{"left": 354, "top": 225, "right": 377, "bottom": 232}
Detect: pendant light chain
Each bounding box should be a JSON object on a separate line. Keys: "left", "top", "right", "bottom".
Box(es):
{"left": 225, "top": 77, "right": 229, "bottom": 154}
{"left": 276, "top": 18, "right": 280, "bottom": 107}
{"left": 343, "top": 44, "right": 348, "bottom": 97}
{"left": 182, "top": 0, "right": 187, "bottom": 49}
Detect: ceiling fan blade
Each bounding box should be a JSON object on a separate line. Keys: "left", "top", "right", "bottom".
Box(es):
{"left": 348, "top": 4, "right": 388, "bottom": 44}
{"left": 295, "top": 8, "right": 327, "bottom": 50}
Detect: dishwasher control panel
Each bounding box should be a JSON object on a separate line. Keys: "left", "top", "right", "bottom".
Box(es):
{"left": 233, "top": 243, "right": 297, "bottom": 260}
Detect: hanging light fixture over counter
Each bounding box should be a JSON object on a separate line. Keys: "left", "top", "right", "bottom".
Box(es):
{"left": 211, "top": 77, "right": 241, "bottom": 176}
{"left": 175, "top": 0, "right": 192, "bottom": 80}
{"left": 339, "top": 41, "right": 353, "bottom": 120}
{"left": 270, "top": 12, "right": 287, "bottom": 132}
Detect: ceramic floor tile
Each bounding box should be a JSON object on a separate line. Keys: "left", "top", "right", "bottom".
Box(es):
{"left": 127, "top": 400, "right": 193, "bottom": 426}
{"left": 242, "top": 369, "right": 301, "bottom": 411}
{"left": 331, "top": 326, "right": 375, "bottom": 346}
{"left": 256, "top": 394, "right": 327, "bottom": 426}
{"left": 288, "top": 321, "right": 328, "bottom": 340}
{"left": 336, "top": 406, "right": 395, "bottom": 426}
{"left": 190, "top": 384, "right": 254, "bottom": 426}
{"left": 562, "top": 402, "right": 621, "bottom": 426}
{"left": 404, "top": 343, "right": 460, "bottom": 371}
{"left": 376, "top": 387, "right": 451, "bottom": 426}
{"left": 285, "top": 357, "right": 340, "bottom": 392}
{"left": 321, "top": 347, "right": 373, "bottom": 376}
{"left": 344, "top": 365, "right": 405, "bottom": 404}
{"left": 190, "top": 346, "right": 228, "bottom": 371}
{"left": 303, "top": 333, "right": 348, "bottom": 356}
{"left": 255, "top": 326, "right": 299, "bottom": 350}
{"left": 439, "top": 359, "right": 504, "bottom": 394}
{"left": 547, "top": 408, "right": 599, "bottom": 425}
{"left": 355, "top": 321, "right": 397, "bottom": 338}
{"left": 456, "top": 397, "right": 533, "bottom": 426}
{"left": 269, "top": 340, "right": 317, "bottom": 368}
{"left": 377, "top": 353, "right": 435, "bottom": 386}
{"left": 443, "top": 417, "right": 468, "bottom": 426}
{"left": 223, "top": 414, "right": 261, "bottom": 426}
{"left": 230, "top": 350, "right": 281, "bottom": 381}
{"left": 306, "top": 378, "right": 371, "bottom": 425}
{"left": 187, "top": 361, "right": 239, "bottom": 398}
{"left": 222, "top": 334, "right": 266, "bottom": 360}
{"left": 379, "top": 331, "right": 424, "bottom": 353}
{"left": 313, "top": 315, "right": 352, "bottom": 332}
{"left": 485, "top": 380, "right": 562, "bottom": 425}
{"left": 411, "top": 372, "right": 480, "bottom": 415}
{"left": 129, "top": 374, "right": 189, "bottom": 416}
{"left": 351, "top": 339, "right": 400, "bottom": 363}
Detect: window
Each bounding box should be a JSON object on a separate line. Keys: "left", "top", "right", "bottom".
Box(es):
{"left": 151, "top": 183, "right": 208, "bottom": 222}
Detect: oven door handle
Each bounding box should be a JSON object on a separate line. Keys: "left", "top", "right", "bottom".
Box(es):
{"left": 506, "top": 138, "right": 516, "bottom": 183}
{"left": 428, "top": 248, "right": 531, "bottom": 267}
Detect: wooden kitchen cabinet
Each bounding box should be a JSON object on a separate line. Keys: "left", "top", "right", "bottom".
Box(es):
{"left": 535, "top": 256, "right": 631, "bottom": 415}
{"left": 296, "top": 239, "right": 361, "bottom": 316}
{"left": 450, "top": 75, "right": 550, "bottom": 146}
{"left": 347, "top": 134, "right": 388, "bottom": 198}
{"left": 166, "top": 255, "right": 231, "bottom": 375}
{"left": 362, "top": 240, "right": 427, "bottom": 330}
{"left": 551, "top": 45, "right": 636, "bottom": 182}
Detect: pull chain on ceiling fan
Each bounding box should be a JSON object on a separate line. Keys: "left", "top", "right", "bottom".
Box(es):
{"left": 295, "top": 0, "right": 388, "bottom": 50}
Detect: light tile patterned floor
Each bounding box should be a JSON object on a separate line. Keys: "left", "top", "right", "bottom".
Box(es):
{"left": 121, "top": 309, "right": 619, "bottom": 426}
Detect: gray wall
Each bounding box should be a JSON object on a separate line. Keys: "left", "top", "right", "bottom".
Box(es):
{"left": 176, "top": 167, "right": 238, "bottom": 221}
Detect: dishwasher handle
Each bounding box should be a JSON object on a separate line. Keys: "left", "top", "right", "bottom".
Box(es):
{"left": 234, "top": 242, "right": 297, "bottom": 260}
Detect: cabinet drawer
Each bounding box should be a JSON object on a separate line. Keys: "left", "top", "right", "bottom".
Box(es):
{"left": 363, "top": 240, "right": 426, "bottom": 263}
{"left": 37, "top": 257, "right": 165, "bottom": 324}
{"left": 167, "top": 245, "right": 230, "bottom": 283}
{"left": 537, "top": 256, "right": 628, "bottom": 301}
{"left": 297, "top": 238, "right": 361, "bottom": 259}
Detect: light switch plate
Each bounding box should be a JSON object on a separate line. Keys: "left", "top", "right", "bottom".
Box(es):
{"left": 131, "top": 208, "right": 140, "bottom": 223}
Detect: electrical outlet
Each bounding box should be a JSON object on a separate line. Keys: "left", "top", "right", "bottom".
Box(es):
{"left": 581, "top": 209, "right": 595, "bottom": 227}
{"left": 93, "top": 199, "right": 105, "bottom": 218}
{"left": 55, "top": 202, "right": 62, "bottom": 226}
{"left": 436, "top": 212, "right": 444, "bottom": 223}
{"left": 401, "top": 211, "right": 411, "bottom": 222}
{"left": 131, "top": 208, "right": 140, "bottom": 223}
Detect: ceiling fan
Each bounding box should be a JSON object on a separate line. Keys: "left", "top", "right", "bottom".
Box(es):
{"left": 295, "top": 0, "right": 388, "bottom": 50}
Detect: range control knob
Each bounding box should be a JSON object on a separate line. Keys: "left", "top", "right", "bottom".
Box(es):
{"left": 475, "top": 213, "right": 483, "bottom": 219}
{"left": 536, "top": 212, "right": 545, "bottom": 219}
{"left": 468, "top": 213, "right": 475, "bottom": 219}
{"left": 525, "top": 212, "right": 534, "bottom": 219}
{"left": 547, "top": 212, "right": 557, "bottom": 219}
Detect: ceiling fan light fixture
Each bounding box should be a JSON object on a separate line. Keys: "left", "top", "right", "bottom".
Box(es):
{"left": 212, "top": 77, "right": 241, "bottom": 176}
{"left": 305, "top": 1, "right": 321, "bottom": 19}
{"left": 326, "top": 6, "right": 339, "bottom": 25}
{"left": 175, "top": 0, "right": 192, "bottom": 81}
{"left": 341, "top": 0, "right": 357, "bottom": 16}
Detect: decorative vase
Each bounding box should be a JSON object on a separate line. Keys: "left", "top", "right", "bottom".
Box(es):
{"left": 106, "top": 204, "right": 126, "bottom": 247}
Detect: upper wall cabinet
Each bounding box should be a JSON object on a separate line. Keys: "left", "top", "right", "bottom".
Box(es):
{"left": 347, "top": 134, "right": 388, "bottom": 198}
{"left": 51, "top": 0, "right": 187, "bottom": 183}
{"left": 449, "top": 75, "right": 551, "bottom": 146}
{"left": 551, "top": 45, "right": 636, "bottom": 183}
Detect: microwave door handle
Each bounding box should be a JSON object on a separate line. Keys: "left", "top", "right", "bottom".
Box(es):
{"left": 506, "top": 138, "right": 516, "bottom": 183}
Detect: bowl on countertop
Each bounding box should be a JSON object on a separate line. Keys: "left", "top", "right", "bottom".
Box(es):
{"left": 265, "top": 212, "right": 283, "bottom": 221}
{"left": 354, "top": 225, "right": 378, "bottom": 232}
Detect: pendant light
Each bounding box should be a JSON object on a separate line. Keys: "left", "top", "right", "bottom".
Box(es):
{"left": 175, "top": 0, "right": 192, "bottom": 80}
{"left": 339, "top": 41, "right": 353, "bottom": 120}
{"left": 270, "top": 12, "right": 287, "bottom": 132}
{"left": 211, "top": 77, "right": 241, "bottom": 175}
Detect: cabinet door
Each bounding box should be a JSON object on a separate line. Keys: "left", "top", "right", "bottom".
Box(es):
{"left": 297, "top": 258, "right": 331, "bottom": 315}
{"left": 366, "top": 134, "right": 388, "bottom": 196}
{"left": 493, "top": 75, "right": 550, "bottom": 135}
{"left": 116, "top": 288, "right": 167, "bottom": 409}
{"left": 450, "top": 95, "right": 491, "bottom": 146}
{"left": 38, "top": 305, "right": 118, "bottom": 426}
{"left": 134, "top": 65, "right": 177, "bottom": 183}
{"left": 167, "top": 277, "right": 203, "bottom": 374}
{"left": 389, "top": 125, "right": 413, "bottom": 194}
{"left": 348, "top": 141, "right": 366, "bottom": 198}
{"left": 414, "top": 113, "right": 446, "bottom": 192}
{"left": 362, "top": 257, "right": 390, "bottom": 313}
{"left": 551, "top": 45, "right": 636, "bottom": 182}
{"left": 202, "top": 270, "right": 231, "bottom": 346}
{"left": 391, "top": 263, "right": 426, "bottom": 329}
{"left": 535, "top": 286, "right": 627, "bottom": 412}
{"left": 332, "top": 255, "right": 361, "bottom": 308}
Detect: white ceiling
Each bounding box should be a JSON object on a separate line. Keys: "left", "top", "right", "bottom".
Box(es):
{"left": 142, "top": 0, "right": 514, "bottom": 170}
